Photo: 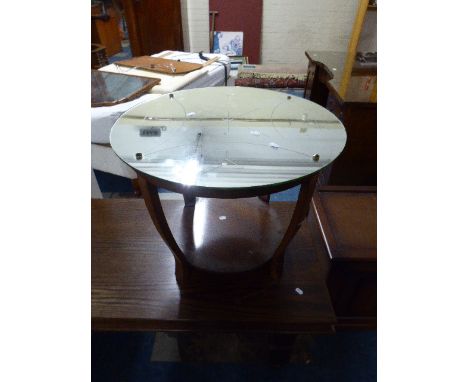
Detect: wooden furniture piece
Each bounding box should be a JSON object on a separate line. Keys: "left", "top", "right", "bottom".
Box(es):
{"left": 304, "top": 51, "right": 376, "bottom": 186}
{"left": 303, "top": 60, "right": 334, "bottom": 108}
{"left": 91, "top": 43, "right": 109, "bottom": 70}
{"left": 92, "top": 198, "right": 336, "bottom": 333}
{"left": 136, "top": 172, "right": 319, "bottom": 285}
{"left": 91, "top": 2, "right": 122, "bottom": 57}
{"left": 121, "top": 0, "right": 184, "bottom": 57}
{"left": 91, "top": 70, "right": 160, "bottom": 107}
{"left": 327, "top": 100, "right": 376, "bottom": 186}
{"left": 115, "top": 55, "right": 219, "bottom": 75}
{"left": 98, "top": 51, "right": 228, "bottom": 94}
{"left": 312, "top": 186, "right": 377, "bottom": 328}
{"left": 109, "top": 87, "right": 347, "bottom": 285}
{"left": 304, "top": 51, "right": 377, "bottom": 105}
{"left": 303, "top": 2, "right": 377, "bottom": 186}
{"left": 209, "top": 10, "right": 219, "bottom": 52}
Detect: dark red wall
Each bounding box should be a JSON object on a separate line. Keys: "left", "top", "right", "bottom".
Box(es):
{"left": 209, "top": 0, "right": 262, "bottom": 64}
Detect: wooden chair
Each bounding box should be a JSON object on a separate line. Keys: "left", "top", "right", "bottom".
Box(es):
{"left": 303, "top": 59, "right": 334, "bottom": 108}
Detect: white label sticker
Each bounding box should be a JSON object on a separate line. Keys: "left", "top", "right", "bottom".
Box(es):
{"left": 295, "top": 288, "right": 304, "bottom": 295}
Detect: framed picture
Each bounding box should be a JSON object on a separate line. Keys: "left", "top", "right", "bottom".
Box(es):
{"left": 213, "top": 31, "right": 244, "bottom": 56}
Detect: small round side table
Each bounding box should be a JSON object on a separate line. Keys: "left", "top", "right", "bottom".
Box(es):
{"left": 110, "top": 87, "right": 347, "bottom": 284}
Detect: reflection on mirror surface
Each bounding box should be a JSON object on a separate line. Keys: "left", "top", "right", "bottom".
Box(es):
{"left": 193, "top": 199, "right": 207, "bottom": 248}
{"left": 110, "top": 87, "right": 347, "bottom": 189}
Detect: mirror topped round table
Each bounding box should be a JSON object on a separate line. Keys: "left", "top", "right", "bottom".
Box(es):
{"left": 110, "top": 87, "right": 346, "bottom": 284}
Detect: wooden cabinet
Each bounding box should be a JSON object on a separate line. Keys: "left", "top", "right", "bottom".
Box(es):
{"left": 91, "top": 3, "right": 122, "bottom": 56}
{"left": 327, "top": 97, "right": 377, "bottom": 186}
{"left": 313, "top": 186, "right": 377, "bottom": 328}
{"left": 122, "top": 0, "right": 184, "bottom": 56}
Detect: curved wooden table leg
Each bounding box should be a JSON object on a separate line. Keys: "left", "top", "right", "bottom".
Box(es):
{"left": 269, "top": 174, "right": 318, "bottom": 280}
{"left": 139, "top": 173, "right": 318, "bottom": 285}
{"left": 138, "top": 174, "right": 192, "bottom": 284}
{"left": 183, "top": 194, "right": 196, "bottom": 208}
{"left": 258, "top": 194, "right": 271, "bottom": 204}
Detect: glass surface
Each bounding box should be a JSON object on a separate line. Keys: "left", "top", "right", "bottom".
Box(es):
{"left": 91, "top": 70, "right": 157, "bottom": 107}
{"left": 110, "top": 87, "right": 346, "bottom": 189}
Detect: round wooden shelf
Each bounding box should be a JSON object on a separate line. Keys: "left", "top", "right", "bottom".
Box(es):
{"left": 168, "top": 197, "right": 289, "bottom": 273}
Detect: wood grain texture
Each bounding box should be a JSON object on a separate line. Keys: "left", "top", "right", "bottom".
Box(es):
{"left": 313, "top": 187, "right": 376, "bottom": 261}
{"left": 312, "top": 187, "right": 376, "bottom": 326}
{"left": 303, "top": 57, "right": 334, "bottom": 107}
{"left": 92, "top": 6, "right": 122, "bottom": 56}
{"left": 136, "top": 171, "right": 319, "bottom": 283}
{"left": 270, "top": 175, "right": 318, "bottom": 279}
{"left": 326, "top": 99, "right": 377, "bottom": 186}
{"left": 91, "top": 44, "right": 109, "bottom": 70}
{"left": 115, "top": 56, "right": 213, "bottom": 75}
{"left": 92, "top": 198, "right": 336, "bottom": 332}
{"left": 370, "top": 78, "right": 377, "bottom": 103}
{"left": 122, "top": 0, "right": 184, "bottom": 56}
{"left": 137, "top": 174, "right": 189, "bottom": 284}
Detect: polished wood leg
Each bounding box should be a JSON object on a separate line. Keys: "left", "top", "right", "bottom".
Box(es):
{"left": 138, "top": 173, "right": 318, "bottom": 285}
{"left": 131, "top": 178, "right": 142, "bottom": 197}
{"left": 183, "top": 194, "right": 196, "bottom": 207}
{"left": 180, "top": 203, "right": 196, "bottom": 253}
{"left": 270, "top": 175, "right": 318, "bottom": 280}
{"left": 137, "top": 174, "right": 191, "bottom": 284}
{"left": 258, "top": 194, "right": 271, "bottom": 204}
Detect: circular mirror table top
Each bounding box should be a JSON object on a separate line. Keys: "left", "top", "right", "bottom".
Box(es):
{"left": 110, "top": 87, "right": 347, "bottom": 190}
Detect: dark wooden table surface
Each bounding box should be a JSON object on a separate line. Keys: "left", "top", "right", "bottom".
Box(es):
{"left": 92, "top": 198, "right": 337, "bottom": 333}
